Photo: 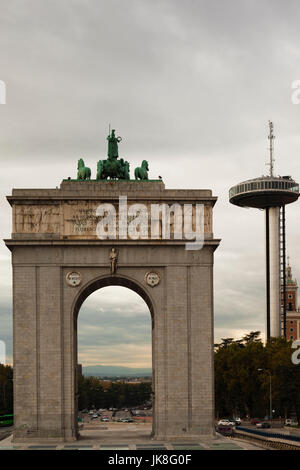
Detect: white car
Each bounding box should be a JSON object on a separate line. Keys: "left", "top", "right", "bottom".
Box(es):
{"left": 218, "top": 419, "right": 234, "bottom": 426}
{"left": 285, "top": 418, "right": 297, "bottom": 426}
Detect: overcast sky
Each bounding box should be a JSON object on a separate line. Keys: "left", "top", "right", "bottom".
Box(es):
{"left": 1, "top": 0, "right": 300, "bottom": 367}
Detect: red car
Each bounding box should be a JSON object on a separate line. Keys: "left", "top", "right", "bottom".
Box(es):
{"left": 216, "top": 425, "right": 234, "bottom": 436}
{"left": 250, "top": 418, "right": 261, "bottom": 425}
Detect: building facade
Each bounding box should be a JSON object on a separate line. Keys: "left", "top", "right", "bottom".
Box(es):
{"left": 281, "top": 262, "right": 300, "bottom": 340}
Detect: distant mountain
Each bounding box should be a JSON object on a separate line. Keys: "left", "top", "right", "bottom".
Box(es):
{"left": 82, "top": 365, "right": 152, "bottom": 377}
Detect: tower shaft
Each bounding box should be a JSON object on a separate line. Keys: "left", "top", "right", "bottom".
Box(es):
{"left": 265, "top": 207, "right": 281, "bottom": 338}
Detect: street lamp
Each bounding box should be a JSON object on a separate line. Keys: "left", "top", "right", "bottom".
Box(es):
{"left": 258, "top": 368, "right": 272, "bottom": 424}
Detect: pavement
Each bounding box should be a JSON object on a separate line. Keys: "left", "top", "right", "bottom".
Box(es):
{"left": 0, "top": 422, "right": 264, "bottom": 450}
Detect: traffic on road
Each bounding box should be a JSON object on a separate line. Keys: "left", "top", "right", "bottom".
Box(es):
{"left": 79, "top": 405, "right": 153, "bottom": 424}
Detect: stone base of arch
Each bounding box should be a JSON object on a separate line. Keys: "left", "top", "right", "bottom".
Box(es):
{"left": 8, "top": 243, "right": 218, "bottom": 442}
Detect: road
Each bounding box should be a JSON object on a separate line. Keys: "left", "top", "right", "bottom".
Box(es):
{"left": 240, "top": 423, "right": 300, "bottom": 438}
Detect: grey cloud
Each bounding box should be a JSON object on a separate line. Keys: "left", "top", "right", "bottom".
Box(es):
{"left": 78, "top": 288, "right": 151, "bottom": 360}
{"left": 2, "top": 0, "right": 300, "bottom": 161}
{"left": 1, "top": 1, "right": 300, "bottom": 364}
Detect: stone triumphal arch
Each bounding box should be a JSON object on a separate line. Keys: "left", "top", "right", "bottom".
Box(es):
{"left": 5, "top": 178, "right": 220, "bottom": 441}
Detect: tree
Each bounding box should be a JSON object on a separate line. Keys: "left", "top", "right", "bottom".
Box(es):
{"left": 215, "top": 332, "right": 300, "bottom": 421}
{"left": 0, "top": 364, "right": 13, "bottom": 414}
{"left": 77, "top": 376, "right": 152, "bottom": 410}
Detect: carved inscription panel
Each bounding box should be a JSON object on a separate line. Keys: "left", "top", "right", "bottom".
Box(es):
{"left": 62, "top": 201, "right": 212, "bottom": 239}
{"left": 14, "top": 205, "right": 60, "bottom": 234}
{"left": 12, "top": 201, "right": 213, "bottom": 239}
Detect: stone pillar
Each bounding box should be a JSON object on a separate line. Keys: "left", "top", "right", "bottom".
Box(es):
{"left": 154, "top": 254, "right": 214, "bottom": 440}
{"left": 13, "top": 265, "right": 67, "bottom": 441}
{"left": 36, "top": 266, "right": 64, "bottom": 438}
{"left": 13, "top": 266, "right": 39, "bottom": 440}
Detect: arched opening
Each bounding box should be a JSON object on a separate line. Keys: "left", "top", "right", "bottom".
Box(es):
{"left": 73, "top": 276, "right": 155, "bottom": 440}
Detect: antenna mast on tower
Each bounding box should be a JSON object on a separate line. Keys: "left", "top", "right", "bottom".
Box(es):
{"left": 268, "top": 120, "right": 275, "bottom": 177}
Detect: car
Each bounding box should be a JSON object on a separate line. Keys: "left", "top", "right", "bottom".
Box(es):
{"left": 216, "top": 425, "right": 234, "bottom": 436}
{"left": 256, "top": 421, "right": 270, "bottom": 429}
{"left": 233, "top": 417, "right": 241, "bottom": 426}
{"left": 218, "top": 419, "right": 229, "bottom": 426}
{"left": 101, "top": 417, "right": 109, "bottom": 422}
{"left": 218, "top": 418, "right": 235, "bottom": 426}
{"left": 285, "top": 418, "right": 298, "bottom": 426}
{"left": 250, "top": 418, "right": 261, "bottom": 425}
{"left": 91, "top": 413, "right": 98, "bottom": 419}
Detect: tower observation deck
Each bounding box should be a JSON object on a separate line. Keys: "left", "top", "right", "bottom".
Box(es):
{"left": 229, "top": 175, "right": 299, "bottom": 208}
{"left": 229, "top": 122, "right": 299, "bottom": 339}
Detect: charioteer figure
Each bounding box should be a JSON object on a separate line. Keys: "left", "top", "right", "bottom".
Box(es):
{"left": 107, "top": 129, "right": 122, "bottom": 160}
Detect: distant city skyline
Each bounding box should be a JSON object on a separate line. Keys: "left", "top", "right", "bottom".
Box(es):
{"left": 1, "top": 0, "right": 300, "bottom": 367}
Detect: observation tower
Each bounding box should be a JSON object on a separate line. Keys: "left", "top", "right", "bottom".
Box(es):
{"left": 229, "top": 122, "right": 299, "bottom": 339}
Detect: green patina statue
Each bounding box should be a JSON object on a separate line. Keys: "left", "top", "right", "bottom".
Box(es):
{"left": 75, "top": 129, "right": 152, "bottom": 182}
{"left": 77, "top": 158, "right": 91, "bottom": 180}
{"left": 96, "top": 158, "right": 130, "bottom": 180}
{"left": 96, "top": 129, "right": 131, "bottom": 180}
{"left": 107, "top": 129, "right": 122, "bottom": 159}
{"left": 134, "top": 160, "right": 149, "bottom": 180}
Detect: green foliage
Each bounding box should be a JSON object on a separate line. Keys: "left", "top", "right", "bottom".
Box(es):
{"left": 215, "top": 332, "right": 300, "bottom": 420}
{"left": 77, "top": 375, "right": 152, "bottom": 410}
{"left": 0, "top": 364, "right": 13, "bottom": 414}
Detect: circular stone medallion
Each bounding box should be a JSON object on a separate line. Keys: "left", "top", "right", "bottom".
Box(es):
{"left": 66, "top": 271, "right": 82, "bottom": 287}
{"left": 145, "top": 271, "right": 160, "bottom": 287}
